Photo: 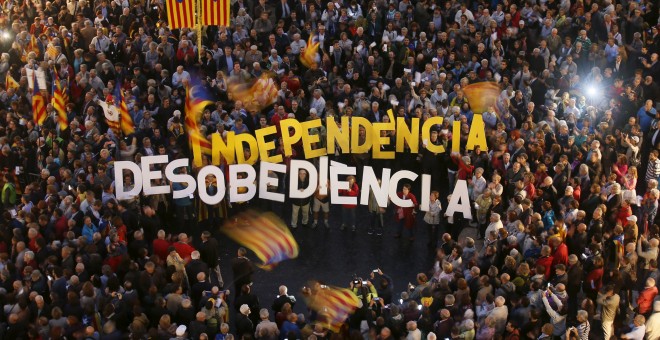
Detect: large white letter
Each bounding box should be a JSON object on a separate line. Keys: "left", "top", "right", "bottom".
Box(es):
{"left": 388, "top": 170, "right": 418, "bottom": 207}
{"left": 318, "top": 156, "right": 329, "bottom": 195}
{"left": 197, "top": 165, "right": 226, "bottom": 205}
{"left": 419, "top": 174, "right": 432, "bottom": 212}
{"left": 446, "top": 180, "right": 472, "bottom": 219}
{"left": 289, "top": 160, "right": 318, "bottom": 199}
{"left": 141, "top": 155, "right": 170, "bottom": 195}
{"left": 229, "top": 164, "right": 257, "bottom": 202}
{"left": 359, "top": 167, "right": 391, "bottom": 207}
{"left": 114, "top": 161, "right": 142, "bottom": 200}
{"left": 329, "top": 161, "right": 357, "bottom": 205}
{"left": 259, "top": 162, "right": 286, "bottom": 202}
{"left": 165, "top": 158, "right": 196, "bottom": 199}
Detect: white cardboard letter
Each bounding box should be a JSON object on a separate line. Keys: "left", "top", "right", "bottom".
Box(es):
{"left": 229, "top": 164, "right": 257, "bottom": 202}
{"left": 445, "top": 180, "right": 472, "bottom": 219}
{"left": 259, "top": 162, "right": 286, "bottom": 202}
{"left": 141, "top": 155, "right": 170, "bottom": 195}
{"left": 114, "top": 161, "right": 142, "bottom": 200}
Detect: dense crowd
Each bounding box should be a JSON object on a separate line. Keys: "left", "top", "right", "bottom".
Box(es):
{"left": 1, "top": 0, "right": 660, "bottom": 339}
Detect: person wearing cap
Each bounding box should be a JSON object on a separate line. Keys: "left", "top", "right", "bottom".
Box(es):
{"left": 624, "top": 214, "right": 639, "bottom": 245}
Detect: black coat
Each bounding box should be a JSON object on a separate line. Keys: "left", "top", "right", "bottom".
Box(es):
{"left": 231, "top": 257, "right": 255, "bottom": 289}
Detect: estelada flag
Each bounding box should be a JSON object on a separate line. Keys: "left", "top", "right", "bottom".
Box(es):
{"left": 32, "top": 72, "right": 47, "bottom": 126}
{"left": 184, "top": 84, "right": 213, "bottom": 155}
{"left": 166, "top": 0, "right": 195, "bottom": 29}
{"left": 114, "top": 83, "right": 135, "bottom": 135}
{"left": 203, "top": 0, "right": 230, "bottom": 27}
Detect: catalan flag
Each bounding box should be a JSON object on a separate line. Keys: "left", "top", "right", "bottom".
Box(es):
{"left": 306, "top": 285, "right": 360, "bottom": 332}
{"left": 226, "top": 72, "right": 279, "bottom": 112}
{"left": 114, "top": 82, "right": 135, "bottom": 135}
{"left": 52, "top": 72, "right": 67, "bottom": 130}
{"left": 5, "top": 74, "right": 19, "bottom": 90}
{"left": 46, "top": 44, "right": 59, "bottom": 60}
{"left": 222, "top": 211, "right": 299, "bottom": 270}
{"left": 32, "top": 72, "right": 47, "bottom": 126}
{"left": 184, "top": 84, "right": 213, "bottom": 154}
{"left": 203, "top": 0, "right": 230, "bottom": 27}
{"left": 462, "top": 82, "right": 500, "bottom": 114}
{"left": 98, "top": 95, "right": 120, "bottom": 135}
{"left": 166, "top": 0, "right": 195, "bottom": 29}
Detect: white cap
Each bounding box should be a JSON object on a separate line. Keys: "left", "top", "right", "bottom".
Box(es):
{"left": 173, "top": 110, "right": 181, "bottom": 117}
{"left": 432, "top": 57, "right": 438, "bottom": 62}
{"left": 631, "top": 136, "right": 640, "bottom": 143}
{"left": 175, "top": 325, "right": 186, "bottom": 336}
{"left": 627, "top": 215, "right": 638, "bottom": 223}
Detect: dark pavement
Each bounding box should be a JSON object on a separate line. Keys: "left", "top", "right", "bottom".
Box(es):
{"left": 203, "top": 203, "right": 476, "bottom": 314}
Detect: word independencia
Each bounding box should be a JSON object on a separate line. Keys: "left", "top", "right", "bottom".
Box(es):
{"left": 191, "top": 115, "right": 489, "bottom": 166}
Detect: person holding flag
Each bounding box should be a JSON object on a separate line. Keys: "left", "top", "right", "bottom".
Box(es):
{"left": 31, "top": 72, "right": 47, "bottom": 126}
{"left": 52, "top": 71, "right": 68, "bottom": 131}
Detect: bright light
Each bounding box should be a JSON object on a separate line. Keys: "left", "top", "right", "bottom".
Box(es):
{"left": 1, "top": 32, "right": 10, "bottom": 40}
{"left": 586, "top": 86, "right": 599, "bottom": 98}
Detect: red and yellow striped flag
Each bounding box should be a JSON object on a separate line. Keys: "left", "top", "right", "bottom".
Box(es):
{"left": 222, "top": 211, "right": 299, "bottom": 270}
{"left": 166, "top": 0, "right": 195, "bottom": 29}
{"left": 118, "top": 88, "right": 135, "bottom": 135}
{"left": 32, "top": 73, "right": 47, "bottom": 126}
{"left": 52, "top": 73, "right": 67, "bottom": 130}
{"left": 306, "top": 285, "right": 361, "bottom": 333}
{"left": 203, "top": 0, "right": 230, "bottom": 26}
{"left": 46, "top": 44, "right": 59, "bottom": 60}
{"left": 5, "top": 74, "right": 19, "bottom": 90}
{"left": 184, "top": 84, "right": 213, "bottom": 156}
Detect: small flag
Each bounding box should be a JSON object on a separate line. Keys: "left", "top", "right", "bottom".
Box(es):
{"left": 222, "top": 210, "right": 299, "bottom": 270}
{"left": 300, "top": 35, "right": 320, "bottom": 68}
{"left": 203, "top": 0, "right": 230, "bottom": 27}
{"left": 184, "top": 84, "right": 214, "bottom": 154}
{"left": 166, "top": 0, "right": 195, "bottom": 29}
{"left": 5, "top": 74, "right": 19, "bottom": 90}
{"left": 114, "top": 83, "right": 135, "bottom": 135}
{"left": 32, "top": 72, "right": 47, "bottom": 126}
{"left": 98, "top": 95, "right": 120, "bottom": 135}
{"left": 52, "top": 72, "right": 67, "bottom": 130}
{"left": 226, "top": 73, "right": 279, "bottom": 112}
{"left": 305, "top": 285, "right": 360, "bottom": 332}
{"left": 46, "top": 44, "right": 59, "bottom": 60}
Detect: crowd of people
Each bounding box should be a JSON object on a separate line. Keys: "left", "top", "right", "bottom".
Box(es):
{"left": 1, "top": 0, "right": 660, "bottom": 338}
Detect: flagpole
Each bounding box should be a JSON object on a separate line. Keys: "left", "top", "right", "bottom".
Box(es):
{"left": 196, "top": 0, "right": 203, "bottom": 63}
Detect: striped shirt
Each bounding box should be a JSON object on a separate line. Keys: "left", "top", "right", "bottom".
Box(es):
{"left": 577, "top": 321, "right": 590, "bottom": 340}
{"left": 646, "top": 159, "right": 660, "bottom": 182}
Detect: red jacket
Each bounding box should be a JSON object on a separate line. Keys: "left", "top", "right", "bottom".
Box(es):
{"left": 552, "top": 243, "right": 569, "bottom": 268}
{"left": 396, "top": 192, "right": 418, "bottom": 229}
{"left": 638, "top": 286, "right": 658, "bottom": 314}
{"left": 173, "top": 241, "right": 196, "bottom": 262}
{"left": 153, "top": 239, "right": 172, "bottom": 260}
{"left": 535, "top": 256, "right": 554, "bottom": 280}
{"left": 339, "top": 183, "right": 359, "bottom": 208}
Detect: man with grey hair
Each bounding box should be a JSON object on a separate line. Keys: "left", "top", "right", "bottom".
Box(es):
{"left": 491, "top": 296, "right": 508, "bottom": 334}
{"left": 255, "top": 308, "right": 279, "bottom": 338}
{"left": 485, "top": 213, "right": 503, "bottom": 237}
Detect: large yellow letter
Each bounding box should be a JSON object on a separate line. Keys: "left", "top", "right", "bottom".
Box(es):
{"left": 280, "top": 119, "right": 303, "bottom": 157}
{"left": 372, "top": 123, "right": 394, "bottom": 159}
{"left": 395, "top": 117, "right": 419, "bottom": 153}
{"left": 191, "top": 139, "right": 203, "bottom": 167}
{"left": 452, "top": 120, "right": 461, "bottom": 153}
{"left": 326, "top": 116, "right": 350, "bottom": 154}
{"left": 350, "top": 117, "right": 373, "bottom": 154}
{"left": 212, "top": 132, "right": 236, "bottom": 165}
{"left": 421, "top": 116, "right": 445, "bottom": 154}
{"left": 255, "top": 125, "right": 282, "bottom": 163}
{"left": 466, "top": 114, "right": 488, "bottom": 151}
{"left": 235, "top": 133, "right": 259, "bottom": 165}
{"left": 301, "top": 119, "right": 327, "bottom": 159}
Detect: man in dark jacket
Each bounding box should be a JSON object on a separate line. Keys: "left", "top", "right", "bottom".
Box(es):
{"left": 272, "top": 285, "right": 296, "bottom": 313}
{"left": 290, "top": 169, "right": 312, "bottom": 229}
{"left": 236, "top": 304, "right": 255, "bottom": 338}
{"left": 231, "top": 247, "right": 254, "bottom": 299}
{"left": 199, "top": 231, "right": 223, "bottom": 287}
